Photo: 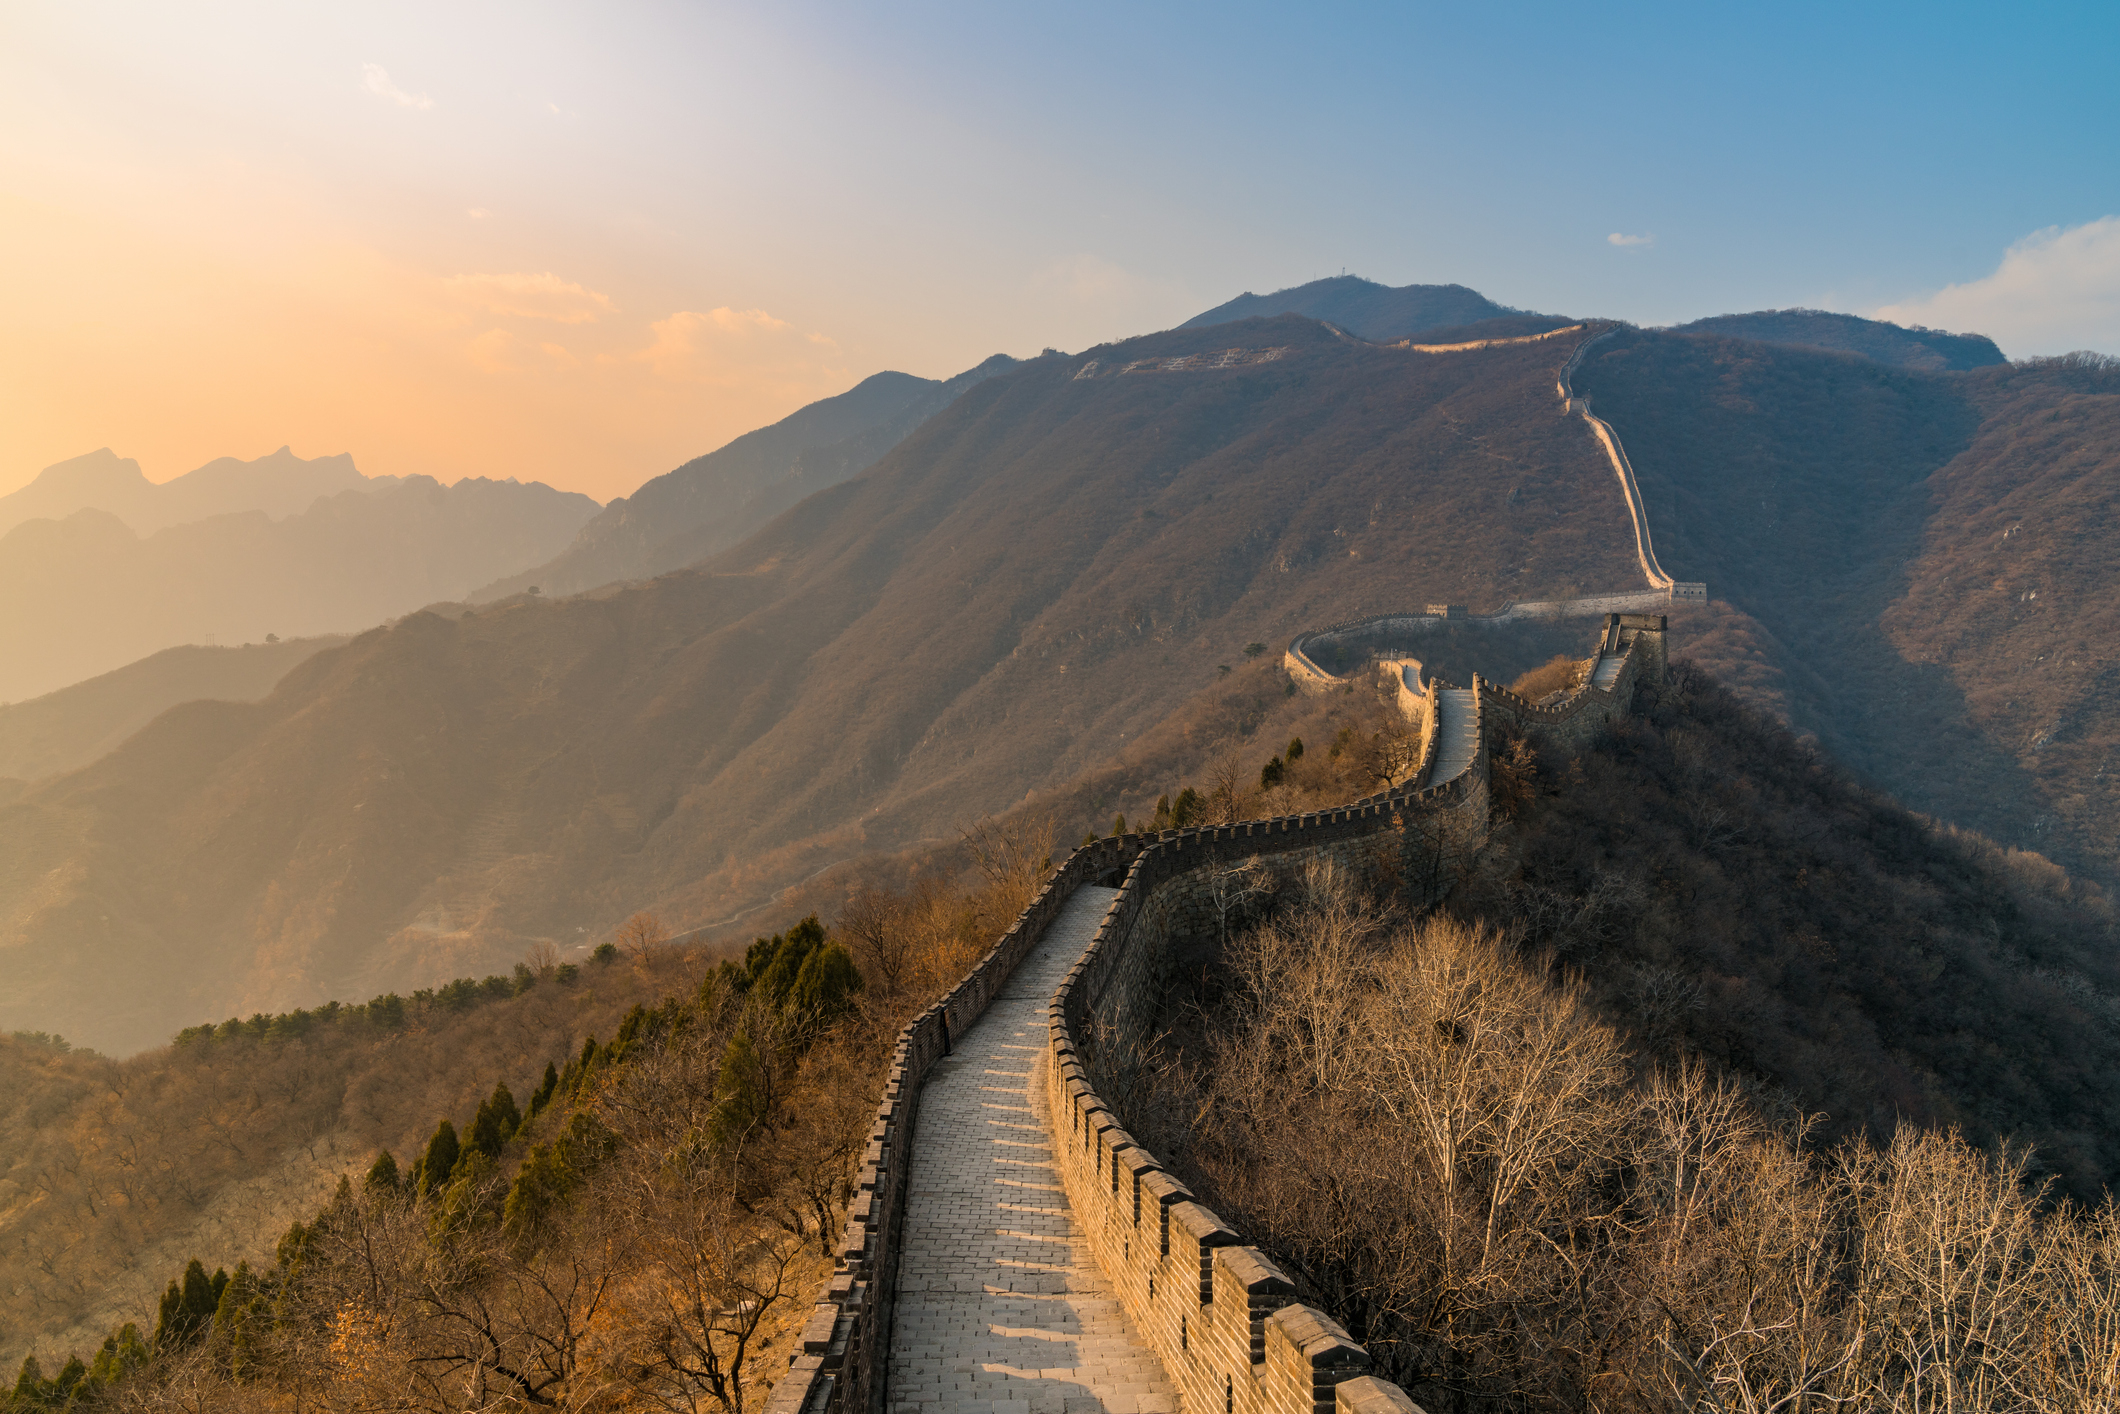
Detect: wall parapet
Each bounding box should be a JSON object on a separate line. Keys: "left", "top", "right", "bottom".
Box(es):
{"left": 766, "top": 835, "right": 1150, "bottom": 1414}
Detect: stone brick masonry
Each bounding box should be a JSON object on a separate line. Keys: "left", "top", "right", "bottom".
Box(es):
{"left": 888, "top": 887, "right": 1176, "bottom": 1414}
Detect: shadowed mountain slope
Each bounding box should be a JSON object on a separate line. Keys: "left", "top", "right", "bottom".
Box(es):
{"left": 0, "top": 636, "right": 349, "bottom": 783}
{"left": 472, "top": 356, "right": 1017, "bottom": 601}
{"left": 1574, "top": 334, "right": 2120, "bottom": 882}
{"left": 0, "top": 475, "right": 599, "bottom": 702}
{"left": 0, "top": 446, "right": 379, "bottom": 539}
{"left": 1670, "top": 308, "right": 2005, "bottom": 370}
{"left": 0, "top": 316, "right": 1647, "bottom": 1055}
{"left": 1182, "top": 276, "right": 1563, "bottom": 341}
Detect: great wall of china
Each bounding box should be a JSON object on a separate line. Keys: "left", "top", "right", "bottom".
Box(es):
{"left": 765, "top": 327, "right": 1697, "bottom": 1414}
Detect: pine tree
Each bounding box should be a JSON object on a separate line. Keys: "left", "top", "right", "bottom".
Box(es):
{"left": 277, "top": 1219, "right": 314, "bottom": 1273}
{"left": 1286, "top": 736, "right": 1305, "bottom": 762}
{"left": 418, "top": 1120, "right": 460, "bottom": 1196}
{"left": 1260, "top": 756, "right": 1286, "bottom": 789}
{"left": 155, "top": 1258, "right": 218, "bottom": 1348}
{"left": 154, "top": 1279, "right": 184, "bottom": 1350}
{"left": 1172, "top": 786, "right": 1202, "bottom": 827}
{"left": 758, "top": 916, "right": 826, "bottom": 1003}
{"left": 211, "top": 1261, "right": 269, "bottom": 1379}
{"left": 11, "top": 1356, "right": 43, "bottom": 1405}
{"left": 790, "top": 943, "right": 864, "bottom": 1029}
{"left": 571, "top": 1035, "right": 600, "bottom": 1095}
{"left": 526, "top": 1061, "right": 559, "bottom": 1121}
{"left": 709, "top": 1034, "right": 769, "bottom": 1147}
{"left": 364, "top": 1148, "right": 400, "bottom": 1194}
{"left": 51, "top": 1355, "right": 86, "bottom": 1401}
{"left": 1110, "top": 813, "right": 1127, "bottom": 836}
{"left": 468, "top": 1082, "right": 520, "bottom": 1159}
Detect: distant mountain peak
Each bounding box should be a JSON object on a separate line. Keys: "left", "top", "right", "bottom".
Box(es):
{"left": 1182, "top": 276, "right": 1568, "bottom": 343}
{"left": 1668, "top": 308, "right": 2005, "bottom": 371}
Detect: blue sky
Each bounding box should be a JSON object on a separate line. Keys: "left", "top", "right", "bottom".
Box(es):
{"left": 3, "top": 0, "right": 2113, "bottom": 499}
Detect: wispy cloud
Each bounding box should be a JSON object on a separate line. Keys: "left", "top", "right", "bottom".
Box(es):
{"left": 1033, "top": 253, "right": 1158, "bottom": 304}
{"left": 1873, "top": 216, "right": 2120, "bottom": 357}
{"left": 445, "top": 271, "right": 614, "bottom": 324}
{"left": 1607, "top": 232, "right": 1654, "bottom": 248}
{"left": 362, "top": 63, "right": 433, "bottom": 111}
{"left": 634, "top": 307, "right": 838, "bottom": 385}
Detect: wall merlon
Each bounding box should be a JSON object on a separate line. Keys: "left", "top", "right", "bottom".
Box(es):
{"left": 1334, "top": 1376, "right": 1427, "bottom": 1414}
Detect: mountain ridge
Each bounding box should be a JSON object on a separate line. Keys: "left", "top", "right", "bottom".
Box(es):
{"left": 1, "top": 446, "right": 387, "bottom": 539}
{"left": 1181, "top": 275, "right": 1563, "bottom": 341}
{"left": 471, "top": 354, "right": 1018, "bottom": 601}
{"left": 0, "top": 474, "right": 599, "bottom": 702}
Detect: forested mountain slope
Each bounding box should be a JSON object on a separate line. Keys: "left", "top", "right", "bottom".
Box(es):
{"left": 1574, "top": 335, "right": 2120, "bottom": 883}
{"left": 0, "top": 636, "right": 348, "bottom": 783}
{"left": 0, "top": 474, "right": 598, "bottom": 702}
{"left": 0, "top": 316, "right": 1647, "bottom": 1055}
{"left": 472, "top": 356, "right": 1016, "bottom": 601}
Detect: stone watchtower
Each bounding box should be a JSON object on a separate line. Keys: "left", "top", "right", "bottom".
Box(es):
{"left": 1601, "top": 612, "right": 1668, "bottom": 682}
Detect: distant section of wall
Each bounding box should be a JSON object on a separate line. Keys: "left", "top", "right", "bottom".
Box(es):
{"left": 1286, "top": 596, "right": 1680, "bottom": 694}
{"left": 1400, "top": 322, "right": 1586, "bottom": 355}
{"left": 1557, "top": 329, "right": 1678, "bottom": 592}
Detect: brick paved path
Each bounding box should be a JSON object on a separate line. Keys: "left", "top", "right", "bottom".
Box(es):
{"left": 889, "top": 885, "right": 1176, "bottom": 1414}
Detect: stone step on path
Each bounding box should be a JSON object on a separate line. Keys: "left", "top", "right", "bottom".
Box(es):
{"left": 889, "top": 885, "right": 1175, "bottom": 1414}
{"left": 1428, "top": 688, "right": 1479, "bottom": 785}
{"left": 1589, "top": 654, "right": 1625, "bottom": 690}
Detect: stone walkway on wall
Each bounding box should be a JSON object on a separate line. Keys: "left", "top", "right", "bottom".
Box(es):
{"left": 889, "top": 885, "right": 1176, "bottom": 1414}
{"left": 1428, "top": 687, "right": 1479, "bottom": 785}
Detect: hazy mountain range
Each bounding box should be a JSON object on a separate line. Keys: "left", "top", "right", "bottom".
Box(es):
{"left": 472, "top": 355, "right": 1018, "bottom": 601}
{"left": 0, "top": 445, "right": 374, "bottom": 539}
{"left": 0, "top": 450, "right": 599, "bottom": 702}
{"left": 0, "top": 636, "right": 348, "bottom": 783}
{"left": 4, "top": 280, "right": 2108, "bottom": 1062}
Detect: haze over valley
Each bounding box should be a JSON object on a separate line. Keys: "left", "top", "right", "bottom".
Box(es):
{"left": 0, "top": 447, "right": 597, "bottom": 702}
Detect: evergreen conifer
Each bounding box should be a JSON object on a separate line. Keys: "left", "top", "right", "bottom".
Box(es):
{"left": 1172, "top": 787, "right": 1202, "bottom": 827}
{"left": 790, "top": 943, "right": 864, "bottom": 1028}
{"left": 364, "top": 1149, "right": 400, "bottom": 1194}
{"left": 169, "top": 1259, "right": 218, "bottom": 1345}
{"left": 527, "top": 1060, "right": 559, "bottom": 1120}
{"left": 467, "top": 1083, "right": 520, "bottom": 1159}
{"left": 154, "top": 1279, "right": 184, "bottom": 1349}
{"left": 11, "top": 1356, "right": 42, "bottom": 1405}
{"left": 51, "top": 1356, "right": 86, "bottom": 1401}
{"left": 758, "top": 916, "right": 826, "bottom": 1003}
{"left": 418, "top": 1120, "right": 460, "bottom": 1196}
{"left": 709, "top": 1034, "right": 769, "bottom": 1146}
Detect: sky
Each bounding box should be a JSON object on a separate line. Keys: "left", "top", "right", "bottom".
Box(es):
{"left": 2, "top": 0, "right": 2115, "bottom": 504}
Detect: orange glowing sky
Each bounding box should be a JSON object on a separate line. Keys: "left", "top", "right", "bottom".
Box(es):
{"left": 0, "top": 5, "right": 1219, "bottom": 503}
{"left": 5, "top": 2, "right": 2114, "bottom": 505}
